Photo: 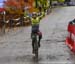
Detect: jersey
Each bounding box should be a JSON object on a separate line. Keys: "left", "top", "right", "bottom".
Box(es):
{"left": 31, "top": 17, "right": 40, "bottom": 25}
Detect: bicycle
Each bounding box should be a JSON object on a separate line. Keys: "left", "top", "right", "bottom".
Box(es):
{"left": 32, "top": 32, "right": 39, "bottom": 58}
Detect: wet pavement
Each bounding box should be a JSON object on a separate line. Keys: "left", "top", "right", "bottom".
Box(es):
{"left": 0, "top": 6, "right": 75, "bottom": 64}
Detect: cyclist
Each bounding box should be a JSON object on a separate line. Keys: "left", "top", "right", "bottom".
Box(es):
{"left": 31, "top": 12, "right": 42, "bottom": 53}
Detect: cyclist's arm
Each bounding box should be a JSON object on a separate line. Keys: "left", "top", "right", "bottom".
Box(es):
{"left": 38, "top": 12, "right": 45, "bottom": 20}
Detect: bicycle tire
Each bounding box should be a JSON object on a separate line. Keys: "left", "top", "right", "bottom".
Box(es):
{"left": 35, "top": 48, "right": 38, "bottom": 58}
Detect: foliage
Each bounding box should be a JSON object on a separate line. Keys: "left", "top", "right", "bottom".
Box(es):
{"left": 4, "top": 0, "right": 29, "bottom": 14}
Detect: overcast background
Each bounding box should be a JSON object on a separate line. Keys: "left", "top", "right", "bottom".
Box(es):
{"left": 0, "top": 0, "right": 5, "bottom": 8}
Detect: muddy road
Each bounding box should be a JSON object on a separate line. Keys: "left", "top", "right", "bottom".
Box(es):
{"left": 0, "top": 6, "right": 75, "bottom": 64}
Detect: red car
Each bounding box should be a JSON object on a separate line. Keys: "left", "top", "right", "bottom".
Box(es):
{"left": 66, "top": 20, "right": 75, "bottom": 52}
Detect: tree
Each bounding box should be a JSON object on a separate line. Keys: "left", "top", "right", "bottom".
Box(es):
{"left": 4, "top": 0, "right": 20, "bottom": 14}
{"left": 4, "top": 0, "right": 34, "bottom": 14}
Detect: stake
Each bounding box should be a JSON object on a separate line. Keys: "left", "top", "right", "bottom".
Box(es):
{"left": 2, "top": 11, "right": 6, "bottom": 34}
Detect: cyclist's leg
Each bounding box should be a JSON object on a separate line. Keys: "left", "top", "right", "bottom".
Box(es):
{"left": 31, "top": 28, "right": 34, "bottom": 53}
{"left": 37, "top": 30, "right": 42, "bottom": 47}
{"left": 31, "top": 26, "right": 37, "bottom": 53}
